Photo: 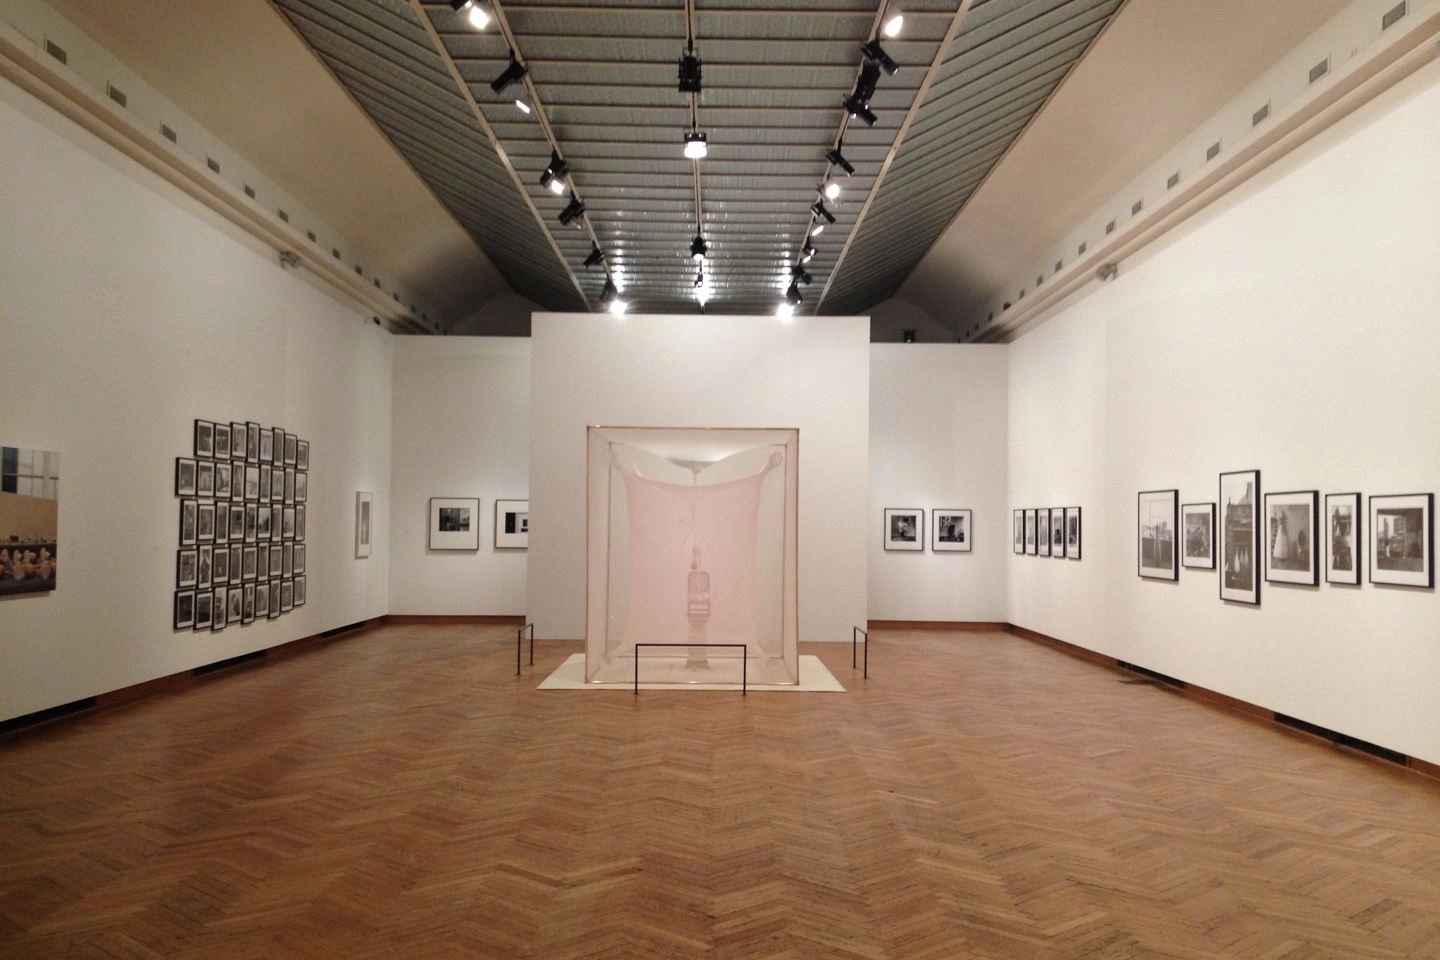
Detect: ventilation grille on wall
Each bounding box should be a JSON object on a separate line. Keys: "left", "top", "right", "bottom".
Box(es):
{"left": 1166, "top": 172, "right": 1180, "bottom": 190}
{"left": 106, "top": 83, "right": 126, "bottom": 107}
{"left": 1383, "top": 2, "right": 1408, "bottom": 29}
{"left": 161, "top": 124, "right": 177, "bottom": 143}
{"left": 44, "top": 38, "right": 66, "bottom": 64}
{"left": 206, "top": 156, "right": 220, "bottom": 174}
{"left": 1253, "top": 102, "right": 1271, "bottom": 126}
{"left": 1309, "top": 58, "right": 1331, "bottom": 84}
{"left": 1206, "top": 141, "right": 1221, "bottom": 161}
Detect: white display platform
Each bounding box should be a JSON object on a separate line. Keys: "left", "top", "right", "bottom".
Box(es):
{"left": 538, "top": 654, "right": 844, "bottom": 692}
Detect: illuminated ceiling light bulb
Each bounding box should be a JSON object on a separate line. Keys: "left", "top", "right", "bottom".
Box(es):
{"left": 514, "top": 99, "right": 532, "bottom": 114}
{"left": 882, "top": 12, "right": 904, "bottom": 38}
{"left": 690, "top": 234, "right": 708, "bottom": 261}
{"left": 539, "top": 150, "right": 570, "bottom": 195}
{"left": 800, "top": 241, "right": 816, "bottom": 263}
{"left": 810, "top": 222, "right": 825, "bottom": 237}
{"left": 823, "top": 181, "right": 841, "bottom": 201}
{"left": 608, "top": 298, "right": 629, "bottom": 316}
{"left": 451, "top": 0, "right": 490, "bottom": 30}
{"left": 602, "top": 277, "right": 627, "bottom": 314}
{"left": 547, "top": 177, "right": 565, "bottom": 194}
{"left": 683, "top": 130, "right": 708, "bottom": 159}
{"left": 776, "top": 302, "right": 795, "bottom": 319}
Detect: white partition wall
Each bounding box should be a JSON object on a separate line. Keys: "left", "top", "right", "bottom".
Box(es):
{"left": 1008, "top": 61, "right": 1440, "bottom": 766}
{"left": 529, "top": 313, "right": 870, "bottom": 644}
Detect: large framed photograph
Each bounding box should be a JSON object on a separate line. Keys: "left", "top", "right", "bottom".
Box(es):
{"left": 1012, "top": 509, "right": 1023, "bottom": 555}
{"left": 1064, "top": 507, "right": 1082, "bottom": 560}
{"left": 1324, "top": 492, "right": 1361, "bottom": 586}
{"left": 1369, "top": 493, "right": 1433, "bottom": 588}
{"left": 429, "top": 497, "right": 480, "bottom": 551}
{"left": 932, "top": 509, "right": 972, "bottom": 553}
{"left": 1219, "top": 470, "right": 1261, "bottom": 604}
{"left": 1037, "top": 508, "right": 1050, "bottom": 557}
{"left": 1048, "top": 507, "right": 1064, "bottom": 558}
{"left": 1137, "top": 489, "right": 1178, "bottom": 581}
{"left": 1181, "top": 502, "right": 1215, "bottom": 569}
{"left": 1024, "top": 508, "right": 1036, "bottom": 555}
{"left": 1264, "top": 490, "right": 1318, "bottom": 586}
{"left": 355, "top": 491, "right": 373, "bottom": 558}
{"left": 883, "top": 507, "right": 923, "bottom": 552}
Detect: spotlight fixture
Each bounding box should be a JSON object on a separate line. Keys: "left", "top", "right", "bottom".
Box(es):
{"left": 790, "top": 264, "right": 812, "bottom": 285}
{"left": 811, "top": 200, "right": 836, "bottom": 225}
{"left": 860, "top": 39, "right": 899, "bottom": 76}
{"left": 694, "top": 270, "right": 704, "bottom": 288}
{"left": 683, "top": 130, "right": 708, "bottom": 159}
{"left": 583, "top": 245, "right": 605, "bottom": 269}
{"left": 450, "top": 0, "right": 492, "bottom": 30}
{"left": 800, "top": 241, "right": 816, "bottom": 263}
{"left": 514, "top": 99, "right": 532, "bottom": 115}
{"left": 678, "top": 49, "right": 703, "bottom": 93}
{"left": 883, "top": 12, "right": 904, "bottom": 37}
{"left": 822, "top": 181, "right": 841, "bottom": 201}
{"left": 690, "top": 234, "right": 708, "bottom": 261}
{"left": 490, "top": 53, "right": 528, "bottom": 94}
{"left": 854, "top": 61, "right": 881, "bottom": 103}
{"left": 810, "top": 223, "right": 825, "bottom": 237}
{"left": 539, "top": 150, "right": 569, "bottom": 195}
{"left": 785, "top": 282, "right": 803, "bottom": 306}
{"left": 825, "top": 147, "right": 855, "bottom": 176}
{"left": 602, "top": 277, "right": 627, "bottom": 314}
{"left": 843, "top": 93, "right": 878, "bottom": 127}
{"left": 558, "top": 193, "right": 586, "bottom": 227}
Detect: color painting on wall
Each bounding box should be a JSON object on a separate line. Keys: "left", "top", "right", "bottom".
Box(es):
{"left": 0, "top": 446, "right": 60, "bottom": 596}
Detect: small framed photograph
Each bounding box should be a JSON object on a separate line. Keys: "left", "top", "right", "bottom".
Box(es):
{"left": 284, "top": 433, "right": 298, "bottom": 466}
{"left": 255, "top": 581, "right": 270, "bottom": 620}
{"left": 214, "top": 423, "right": 231, "bottom": 460}
{"left": 1370, "top": 493, "right": 1433, "bottom": 588}
{"left": 882, "top": 507, "right": 923, "bottom": 552}
{"left": 1012, "top": 509, "right": 1023, "bottom": 555}
{"left": 198, "top": 545, "right": 213, "bottom": 589}
{"left": 174, "top": 590, "right": 196, "bottom": 630}
{"left": 1049, "top": 507, "right": 1064, "bottom": 557}
{"left": 259, "top": 465, "right": 272, "bottom": 504}
{"left": 268, "top": 543, "right": 283, "bottom": 578}
{"left": 229, "top": 545, "right": 242, "bottom": 582}
{"left": 296, "top": 504, "right": 306, "bottom": 541}
{"left": 228, "top": 503, "right": 245, "bottom": 541}
{"left": 194, "top": 590, "right": 213, "bottom": 631}
{"left": 176, "top": 457, "right": 198, "bottom": 497}
{"left": 282, "top": 506, "right": 296, "bottom": 540}
{"left": 283, "top": 467, "right": 296, "bottom": 505}
{"left": 280, "top": 579, "right": 295, "bottom": 612}
{"left": 1181, "top": 502, "right": 1215, "bottom": 569}
{"left": 1024, "top": 509, "right": 1036, "bottom": 554}
{"left": 270, "top": 466, "right": 285, "bottom": 501}
{"left": 294, "top": 575, "right": 306, "bottom": 607}
{"left": 179, "top": 499, "right": 198, "bottom": 546}
{"left": 244, "top": 464, "right": 261, "bottom": 501}
{"left": 270, "top": 505, "right": 283, "bottom": 542}
{"left": 268, "top": 580, "right": 282, "bottom": 618}
{"left": 196, "top": 460, "right": 215, "bottom": 498}
{"left": 1037, "top": 508, "right": 1050, "bottom": 557}
{"left": 242, "top": 545, "right": 258, "bottom": 582}
{"left": 1264, "top": 490, "right": 1318, "bottom": 586}
{"left": 257, "top": 544, "right": 270, "bottom": 579}
{"left": 226, "top": 585, "right": 243, "bottom": 624}
{"left": 213, "top": 544, "right": 230, "bottom": 584}
{"left": 495, "top": 498, "right": 528, "bottom": 549}
{"left": 194, "top": 420, "right": 214, "bottom": 459}
{"left": 1324, "top": 492, "right": 1361, "bottom": 586}
{"left": 246, "top": 422, "right": 261, "bottom": 462}
{"left": 430, "top": 497, "right": 481, "bottom": 550}
{"left": 242, "top": 582, "right": 256, "bottom": 624}
{"left": 932, "top": 509, "right": 972, "bottom": 553}
{"left": 230, "top": 422, "right": 246, "bottom": 458}
{"left": 177, "top": 547, "right": 198, "bottom": 588}
{"left": 356, "top": 491, "right": 373, "bottom": 558}
{"left": 295, "top": 472, "right": 308, "bottom": 503}
{"left": 1064, "top": 506, "right": 1082, "bottom": 560}
{"left": 282, "top": 542, "right": 294, "bottom": 577}
{"left": 1219, "top": 469, "right": 1261, "bottom": 605}
{"left": 1137, "top": 489, "right": 1178, "bottom": 581}
{"left": 259, "top": 427, "right": 274, "bottom": 463}
{"left": 211, "top": 586, "right": 227, "bottom": 632}
{"left": 215, "top": 461, "right": 232, "bottom": 500}
{"left": 294, "top": 543, "right": 306, "bottom": 575}
{"left": 197, "top": 501, "right": 216, "bottom": 543}
{"left": 296, "top": 439, "right": 309, "bottom": 470}
{"left": 271, "top": 427, "right": 284, "bottom": 461}
{"left": 244, "top": 503, "right": 258, "bottom": 543}
{"left": 257, "top": 503, "right": 272, "bottom": 539}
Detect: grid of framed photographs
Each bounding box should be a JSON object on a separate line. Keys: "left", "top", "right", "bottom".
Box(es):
{"left": 174, "top": 419, "right": 309, "bottom": 632}
{"left": 1013, "top": 506, "right": 1081, "bottom": 559}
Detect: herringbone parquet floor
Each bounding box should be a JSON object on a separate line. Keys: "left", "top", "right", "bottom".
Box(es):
{"left": 3, "top": 624, "right": 1440, "bottom": 959}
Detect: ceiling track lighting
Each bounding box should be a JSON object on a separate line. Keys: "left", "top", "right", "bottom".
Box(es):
{"left": 843, "top": 93, "right": 878, "bottom": 127}
{"left": 785, "top": 282, "right": 804, "bottom": 306}
{"left": 860, "top": 39, "right": 899, "bottom": 76}
{"left": 584, "top": 245, "right": 605, "bottom": 268}
{"left": 678, "top": 49, "right": 703, "bottom": 93}
{"left": 693, "top": 270, "right": 704, "bottom": 288}
{"left": 882, "top": 12, "right": 904, "bottom": 38}
{"left": 602, "top": 277, "right": 628, "bottom": 315}
{"left": 791, "top": 265, "right": 812, "bottom": 286}
{"left": 800, "top": 241, "right": 816, "bottom": 263}
{"left": 539, "top": 149, "right": 570, "bottom": 195}
{"left": 811, "top": 200, "right": 836, "bottom": 225}
{"left": 490, "top": 52, "right": 528, "bottom": 95}
{"left": 683, "top": 130, "right": 708, "bottom": 159}
{"left": 450, "top": 0, "right": 491, "bottom": 30}
{"left": 822, "top": 181, "right": 841, "bottom": 201}
{"left": 825, "top": 147, "right": 855, "bottom": 177}
{"left": 854, "top": 61, "right": 881, "bottom": 103}
{"left": 690, "top": 234, "right": 709, "bottom": 261}
{"left": 558, "top": 193, "right": 586, "bottom": 227}
{"left": 810, "top": 222, "right": 826, "bottom": 237}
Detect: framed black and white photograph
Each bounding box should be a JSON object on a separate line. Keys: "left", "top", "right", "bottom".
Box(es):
{"left": 296, "top": 472, "right": 308, "bottom": 503}
{"left": 179, "top": 499, "right": 198, "bottom": 546}
{"left": 271, "top": 466, "right": 284, "bottom": 501}
{"left": 284, "top": 467, "right": 296, "bottom": 505}
{"left": 1219, "top": 470, "right": 1261, "bottom": 604}
{"left": 197, "top": 460, "right": 214, "bottom": 498}
{"left": 1369, "top": 493, "right": 1433, "bottom": 588}
{"left": 228, "top": 503, "right": 245, "bottom": 542}
{"left": 294, "top": 575, "right": 306, "bottom": 607}
{"left": 259, "top": 427, "right": 274, "bottom": 463}
{"left": 1064, "top": 507, "right": 1082, "bottom": 560}
{"left": 177, "top": 547, "right": 198, "bottom": 588}
{"left": 1181, "top": 502, "right": 1215, "bottom": 570}
{"left": 1013, "top": 509, "right": 1023, "bottom": 555}
{"left": 268, "top": 545, "right": 282, "bottom": 579}
{"left": 176, "top": 457, "right": 197, "bottom": 497}
{"left": 174, "top": 590, "right": 196, "bottom": 630}
{"left": 226, "top": 585, "right": 243, "bottom": 624}
{"left": 495, "top": 498, "right": 529, "bottom": 549}
{"left": 297, "top": 439, "right": 309, "bottom": 470}
{"left": 282, "top": 542, "right": 294, "bottom": 578}
{"left": 1264, "top": 490, "right": 1318, "bottom": 586}
{"left": 242, "top": 545, "right": 258, "bottom": 582}
{"left": 257, "top": 504, "right": 271, "bottom": 540}
{"left": 882, "top": 507, "right": 923, "bottom": 552}
{"left": 213, "top": 545, "right": 230, "bottom": 584}
{"left": 197, "top": 501, "right": 215, "bottom": 543}
{"left": 244, "top": 464, "right": 260, "bottom": 501}
{"left": 284, "top": 433, "right": 297, "bottom": 466}
{"left": 1325, "top": 492, "right": 1361, "bottom": 586}
{"left": 429, "top": 497, "right": 480, "bottom": 550}
{"left": 246, "top": 422, "right": 261, "bottom": 462}
{"left": 1137, "top": 489, "right": 1178, "bottom": 581}
{"left": 244, "top": 503, "right": 258, "bottom": 543}
{"left": 1024, "top": 508, "right": 1036, "bottom": 555}
{"left": 197, "top": 545, "right": 212, "bottom": 589}
{"left": 215, "top": 461, "right": 231, "bottom": 500}
{"left": 296, "top": 504, "right": 306, "bottom": 541}
{"left": 242, "top": 582, "right": 256, "bottom": 624}
{"left": 259, "top": 465, "right": 272, "bottom": 504}
{"left": 194, "top": 590, "right": 213, "bottom": 631}
{"left": 282, "top": 506, "right": 296, "bottom": 540}
{"left": 1049, "top": 507, "right": 1064, "bottom": 558}
{"left": 270, "top": 504, "right": 282, "bottom": 542}
{"left": 932, "top": 509, "right": 972, "bottom": 553}
{"left": 257, "top": 544, "right": 270, "bottom": 580}
{"left": 356, "top": 491, "right": 373, "bottom": 558}
{"left": 230, "top": 422, "right": 246, "bottom": 457}
{"left": 228, "top": 545, "right": 242, "bottom": 583}
{"left": 280, "top": 579, "right": 295, "bottom": 612}
{"left": 210, "top": 587, "right": 226, "bottom": 632}
{"left": 271, "top": 427, "right": 284, "bottom": 463}
{"left": 194, "top": 420, "right": 214, "bottom": 459}
{"left": 255, "top": 581, "right": 270, "bottom": 621}
{"left": 268, "top": 580, "right": 282, "bottom": 618}
{"left": 294, "top": 542, "right": 306, "bottom": 575}
{"left": 1037, "top": 508, "right": 1050, "bottom": 557}
{"left": 214, "top": 423, "right": 231, "bottom": 460}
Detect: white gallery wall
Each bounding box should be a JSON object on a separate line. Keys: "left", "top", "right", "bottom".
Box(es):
{"left": 869, "top": 344, "right": 1008, "bottom": 621}
{"left": 388, "top": 336, "right": 529, "bottom": 615}
{"left": 1008, "top": 61, "right": 1440, "bottom": 765}
{"left": 0, "top": 78, "right": 393, "bottom": 722}
{"left": 529, "top": 312, "right": 870, "bottom": 643}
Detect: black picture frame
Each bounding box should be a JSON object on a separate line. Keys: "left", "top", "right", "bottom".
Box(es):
{"left": 1064, "top": 506, "right": 1082, "bottom": 560}
{"left": 259, "top": 465, "right": 272, "bottom": 504}
{"left": 1012, "top": 509, "right": 1023, "bottom": 555}
{"left": 177, "top": 547, "right": 198, "bottom": 588}
{"left": 194, "top": 419, "right": 214, "bottom": 459}
{"left": 1049, "top": 507, "right": 1064, "bottom": 558}
{"left": 179, "top": 499, "right": 198, "bottom": 546}
{"left": 242, "top": 582, "right": 256, "bottom": 624}
{"left": 1137, "top": 489, "right": 1179, "bottom": 581}
{"left": 210, "top": 587, "right": 227, "bottom": 632}
{"left": 882, "top": 507, "right": 923, "bottom": 552}
{"left": 296, "top": 504, "right": 306, "bottom": 541}
{"left": 226, "top": 585, "right": 244, "bottom": 624}
{"left": 280, "top": 579, "right": 294, "bottom": 612}
{"left": 296, "top": 471, "right": 308, "bottom": 503}
{"left": 193, "top": 589, "right": 213, "bottom": 631}
{"left": 174, "top": 590, "right": 196, "bottom": 630}
{"left": 1263, "top": 490, "right": 1319, "bottom": 587}
{"left": 1024, "top": 508, "right": 1036, "bottom": 555}
{"left": 294, "top": 575, "right": 306, "bottom": 607}
{"left": 213, "top": 544, "right": 230, "bottom": 584}
{"left": 176, "top": 457, "right": 197, "bottom": 497}
{"left": 197, "top": 544, "right": 213, "bottom": 589}
{"left": 1037, "top": 508, "right": 1050, "bottom": 557}
{"left": 259, "top": 426, "right": 274, "bottom": 463}
{"left": 196, "top": 501, "right": 215, "bottom": 543}
{"left": 1369, "top": 493, "right": 1434, "bottom": 588}
{"left": 284, "top": 433, "right": 297, "bottom": 466}
{"left": 214, "top": 422, "right": 231, "bottom": 460}
{"left": 1219, "top": 469, "right": 1261, "bottom": 605}
{"left": 268, "top": 579, "right": 282, "bottom": 618}
{"left": 255, "top": 581, "right": 270, "bottom": 620}
{"left": 246, "top": 422, "right": 261, "bottom": 462}
{"left": 296, "top": 439, "right": 309, "bottom": 470}
{"left": 294, "top": 543, "right": 306, "bottom": 575}
{"left": 242, "top": 544, "right": 258, "bottom": 582}
{"left": 931, "top": 509, "right": 972, "bottom": 553}
{"left": 1180, "top": 502, "right": 1216, "bottom": 570}
{"left": 1324, "top": 492, "right": 1362, "bottom": 586}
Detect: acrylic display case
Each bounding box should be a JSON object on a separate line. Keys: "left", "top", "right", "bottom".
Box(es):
{"left": 586, "top": 427, "right": 799, "bottom": 686}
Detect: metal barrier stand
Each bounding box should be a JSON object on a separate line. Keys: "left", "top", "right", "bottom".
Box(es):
{"left": 633, "top": 643, "right": 748, "bottom": 695}
{"left": 853, "top": 626, "right": 868, "bottom": 679}
{"left": 515, "top": 622, "right": 534, "bottom": 676}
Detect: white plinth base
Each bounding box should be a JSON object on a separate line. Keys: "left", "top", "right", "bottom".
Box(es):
{"left": 538, "top": 654, "right": 845, "bottom": 692}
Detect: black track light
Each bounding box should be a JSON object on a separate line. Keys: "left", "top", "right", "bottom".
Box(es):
{"left": 451, "top": 0, "right": 490, "bottom": 29}
{"left": 826, "top": 147, "right": 855, "bottom": 176}
{"left": 584, "top": 245, "right": 605, "bottom": 268}
{"left": 811, "top": 200, "right": 836, "bottom": 225}
{"left": 785, "top": 282, "right": 803, "bottom": 306}
{"left": 678, "top": 49, "right": 702, "bottom": 93}
{"left": 602, "top": 278, "right": 619, "bottom": 303}
{"left": 490, "top": 53, "right": 528, "bottom": 94}
{"left": 791, "top": 264, "right": 812, "bottom": 286}
{"left": 860, "top": 39, "right": 899, "bottom": 76}
{"left": 800, "top": 241, "right": 816, "bottom": 264}
{"left": 843, "top": 93, "right": 878, "bottom": 126}
{"left": 693, "top": 270, "right": 704, "bottom": 288}
{"left": 558, "top": 193, "right": 586, "bottom": 227}
{"left": 690, "top": 234, "right": 708, "bottom": 261}
{"left": 539, "top": 150, "right": 569, "bottom": 195}
{"left": 854, "top": 61, "right": 881, "bottom": 103}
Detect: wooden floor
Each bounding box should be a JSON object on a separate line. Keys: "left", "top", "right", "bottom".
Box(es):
{"left": 3, "top": 626, "right": 1440, "bottom": 959}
